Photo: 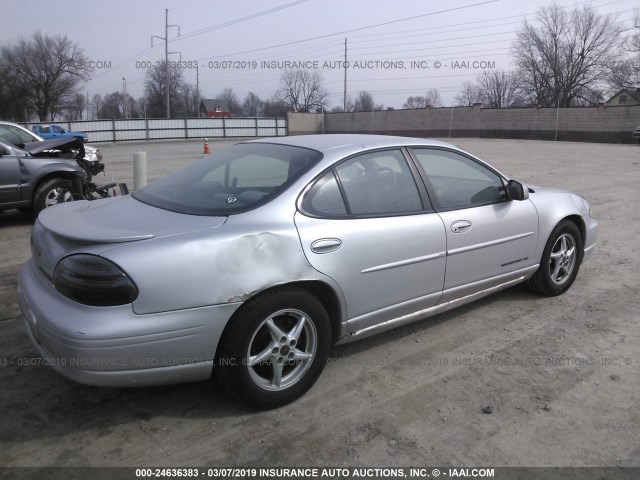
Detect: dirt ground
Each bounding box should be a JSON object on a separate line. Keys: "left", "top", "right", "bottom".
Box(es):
{"left": 0, "top": 137, "right": 638, "bottom": 469}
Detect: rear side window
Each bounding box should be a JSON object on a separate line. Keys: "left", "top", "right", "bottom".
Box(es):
{"left": 134, "top": 143, "right": 322, "bottom": 215}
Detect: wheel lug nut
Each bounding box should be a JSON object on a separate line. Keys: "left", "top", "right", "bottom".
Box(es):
{"left": 280, "top": 336, "right": 286, "bottom": 343}
{"left": 290, "top": 340, "right": 296, "bottom": 347}
{"left": 272, "top": 347, "right": 279, "bottom": 354}
{"left": 288, "top": 352, "right": 294, "bottom": 359}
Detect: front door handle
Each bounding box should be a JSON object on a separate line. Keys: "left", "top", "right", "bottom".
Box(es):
{"left": 310, "top": 238, "right": 342, "bottom": 254}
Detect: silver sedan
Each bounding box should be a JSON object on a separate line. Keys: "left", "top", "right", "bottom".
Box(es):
{"left": 18, "top": 135, "right": 598, "bottom": 408}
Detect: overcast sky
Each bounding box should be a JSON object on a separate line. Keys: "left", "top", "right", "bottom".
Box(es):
{"left": 3, "top": 0, "right": 638, "bottom": 110}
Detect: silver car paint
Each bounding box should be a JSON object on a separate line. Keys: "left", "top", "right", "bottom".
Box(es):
{"left": 19, "top": 134, "right": 598, "bottom": 386}
{"left": 295, "top": 212, "right": 447, "bottom": 332}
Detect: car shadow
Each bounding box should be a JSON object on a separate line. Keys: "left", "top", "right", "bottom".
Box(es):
{"left": 0, "top": 285, "right": 541, "bottom": 444}
{"left": 0, "top": 209, "right": 36, "bottom": 226}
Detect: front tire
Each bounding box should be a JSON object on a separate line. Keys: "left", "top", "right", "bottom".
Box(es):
{"left": 216, "top": 287, "right": 331, "bottom": 409}
{"left": 33, "top": 178, "right": 74, "bottom": 213}
{"left": 528, "top": 220, "right": 583, "bottom": 296}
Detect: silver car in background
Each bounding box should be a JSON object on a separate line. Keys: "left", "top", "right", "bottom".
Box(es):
{"left": 18, "top": 135, "right": 598, "bottom": 408}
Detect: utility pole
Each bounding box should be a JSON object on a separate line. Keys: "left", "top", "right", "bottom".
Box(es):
{"left": 195, "top": 62, "right": 200, "bottom": 117}
{"left": 343, "top": 38, "right": 348, "bottom": 112}
{"left": 122, "top": 77, "right": 129, "bottom": 118}
{"left": 152, "top": 9, "right": 180, "bottom": 118}
{"left": 86, "top": 91, "right": 90, "bottom": 120}
{"left": 164, "top": 9, "right": 169, "bottom": 118}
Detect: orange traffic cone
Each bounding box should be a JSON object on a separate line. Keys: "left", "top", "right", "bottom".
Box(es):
{"left": 203, "top": 138, "right": 210, "bottom": 154}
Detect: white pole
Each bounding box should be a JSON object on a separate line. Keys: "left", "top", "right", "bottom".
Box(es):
{"left": 449, "top": 103, "right": 454, "bottom": 138}
{"left": 554, "top": 98, "right": 560, "bottom": 142}
{"left": 370, "top": 109, "right": 374, "bottom": 135}
{"left": 133, "top": 151, "right": 148, "bottom": 191}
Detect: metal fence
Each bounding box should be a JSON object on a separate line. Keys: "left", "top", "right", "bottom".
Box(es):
{"left": 27, "top": 117, "right": 288, "bottom": 143}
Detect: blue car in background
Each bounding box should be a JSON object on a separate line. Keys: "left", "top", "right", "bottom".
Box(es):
{"left": 32, "top": 124, "right": 88, "bottom": 143}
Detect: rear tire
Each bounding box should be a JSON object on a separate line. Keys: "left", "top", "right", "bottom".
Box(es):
{"left": 528, "top": 220, "right": 583, "bottom": 296}
{"left": 216, "top": 287, "right": 331, "bottom": 409}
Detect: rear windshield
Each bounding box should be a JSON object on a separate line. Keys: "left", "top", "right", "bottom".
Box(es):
{"left": 133, "top": 143, "right": 322, "bottom": 215}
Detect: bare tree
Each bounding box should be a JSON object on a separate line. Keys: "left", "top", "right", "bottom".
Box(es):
{"left": 607, "top": 8, "right": 640, "bottom": 91}
{"left": 0, "top": 56, "right": 29, "bottom": 121}
{"left": 181, "top": 83, "right": 200, "bottom": 117}
{"left": 476, "top": 70, "right": 523, "bottom": 108}
{"left": 512, "top": 3, "right": 621, "bottom": 106}
{"left": 64, "top": 93, "right": 86, "bottom": 121}
{"left": 242, "top": 92, "right": 264, "bottom": 116}
{"left": 99, "top": 91, "right": 139, "bottom": 119}
{"left": 624, "top": 8, "right": 640, "bottom": 56}
{"left": 455, "top": 82, "right": 482, "bottom": 106}
{"left": 403, "top": 96, "right": 426, "bottom": 108}
{"left": 329, "top": 96, "right": 354, "bottom": 112}
{"left": 91, "top": 94, "right": 103, "bottom": 120}
{"left": 353, "top": 91, "right": 383, "bottom": 111}
{"left": 403, "top": 89, "right": 441, "bottom": 108}
{"left": 1, "top": 32, "right": 92, "bottom": 121}
{"left": 218, "top": 88, "right": 242, "bottom": 115}
{"left": 144, "top": 61, "right": 184, "bottom": 117}
{"left": 276, "top": 69, "right": 328, "bottom": 112}
{"left": 263, "top": 97, "right": 289, "bottom": 117}
{"left": 424, "top": 89, "right": 442, "bottom": 107}
{"left": 604, "top": 62, "right": 639, "bottom": 94}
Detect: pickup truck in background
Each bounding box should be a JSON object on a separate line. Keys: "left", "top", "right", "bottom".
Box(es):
{"left": 32, "top": 124, "right": 88, "bottom": 143}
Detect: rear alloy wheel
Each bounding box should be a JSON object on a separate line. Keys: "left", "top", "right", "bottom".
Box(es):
{"left": 217, "top": 287, "right": 331, "bottom": 409}
{"left": 34, "top": 178, "right": 74, "bottom": 213}
{"left": 528, "top": 220, "right": 583, "bottom": 296}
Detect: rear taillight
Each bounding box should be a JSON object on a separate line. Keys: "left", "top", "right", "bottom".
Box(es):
{"left": 53, "top": 254, "right": 138, "bottom": 306}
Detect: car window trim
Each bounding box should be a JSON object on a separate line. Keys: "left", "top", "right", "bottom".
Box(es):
{"left": 299, "top": 146, "right": 435, "bottom": 220}
{"left": 407, "top": 146, "right": 509, "bottom": 212}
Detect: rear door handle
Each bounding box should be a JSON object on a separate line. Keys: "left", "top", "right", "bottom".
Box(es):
{"left": 450, "top": 220, "right": 472, "bottom": 233}
{"left": 311, "top": 238, "right": 342, "bottom": 254}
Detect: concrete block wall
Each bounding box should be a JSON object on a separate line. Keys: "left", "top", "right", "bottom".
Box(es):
{"left": 287, "top": 112, "right": 325, "bottom": 136}
{"left": 288, "top": 104, "right": 640, "bottom": 143}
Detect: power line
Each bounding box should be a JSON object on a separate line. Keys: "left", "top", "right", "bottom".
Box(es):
{"left": 174, "top": 0, "right": 310, "bottom": 42}
{"left": 196, "top": 0, "right": 500, "bottom": 60}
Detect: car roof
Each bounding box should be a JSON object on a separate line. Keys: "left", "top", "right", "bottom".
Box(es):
{"left": 245, "top": 134, "right": 457, "bottom": 156}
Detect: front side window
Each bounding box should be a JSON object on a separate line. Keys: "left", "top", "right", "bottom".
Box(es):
{"left": 411, "top": 148, "right": 507, "bottom": 209}
{"left": 134, "top": 143, "right": 322, "bottom": 215}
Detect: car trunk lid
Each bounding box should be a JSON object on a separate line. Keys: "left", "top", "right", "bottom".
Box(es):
{"left": 37, "top": 195, "right": 227, "bottom": 244}
{"left": 32, "top": 196, "right": 227, "bottom": 282}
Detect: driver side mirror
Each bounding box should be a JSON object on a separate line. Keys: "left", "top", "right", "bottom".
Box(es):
{"left": 507, "top": 180, "right": 529, "bottom": 201}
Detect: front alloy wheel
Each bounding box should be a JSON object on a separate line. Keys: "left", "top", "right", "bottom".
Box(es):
{"left": 217, "top": 287, "right": 331, "bottom": 409}
{"left": 528, "top": 220, "right": 583, "bottom": 296}
{"left": 549, "top": 233, "right": 577, "bottom": 286}
{"left": 33, "top": 178, "right": 75, "bottom": 213}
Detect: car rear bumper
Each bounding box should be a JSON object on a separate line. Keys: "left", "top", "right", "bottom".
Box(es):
{"left": 18, "top": 259, "right": 240, "bottom": 387}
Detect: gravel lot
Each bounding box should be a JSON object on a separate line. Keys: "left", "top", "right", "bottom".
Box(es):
{"left": 0, "top": 137, "right": 638, "bottom": 469}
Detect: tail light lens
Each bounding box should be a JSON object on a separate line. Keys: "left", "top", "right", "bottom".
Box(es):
{"left": 53, "top": 254, "right": 138, "bottom": 306}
